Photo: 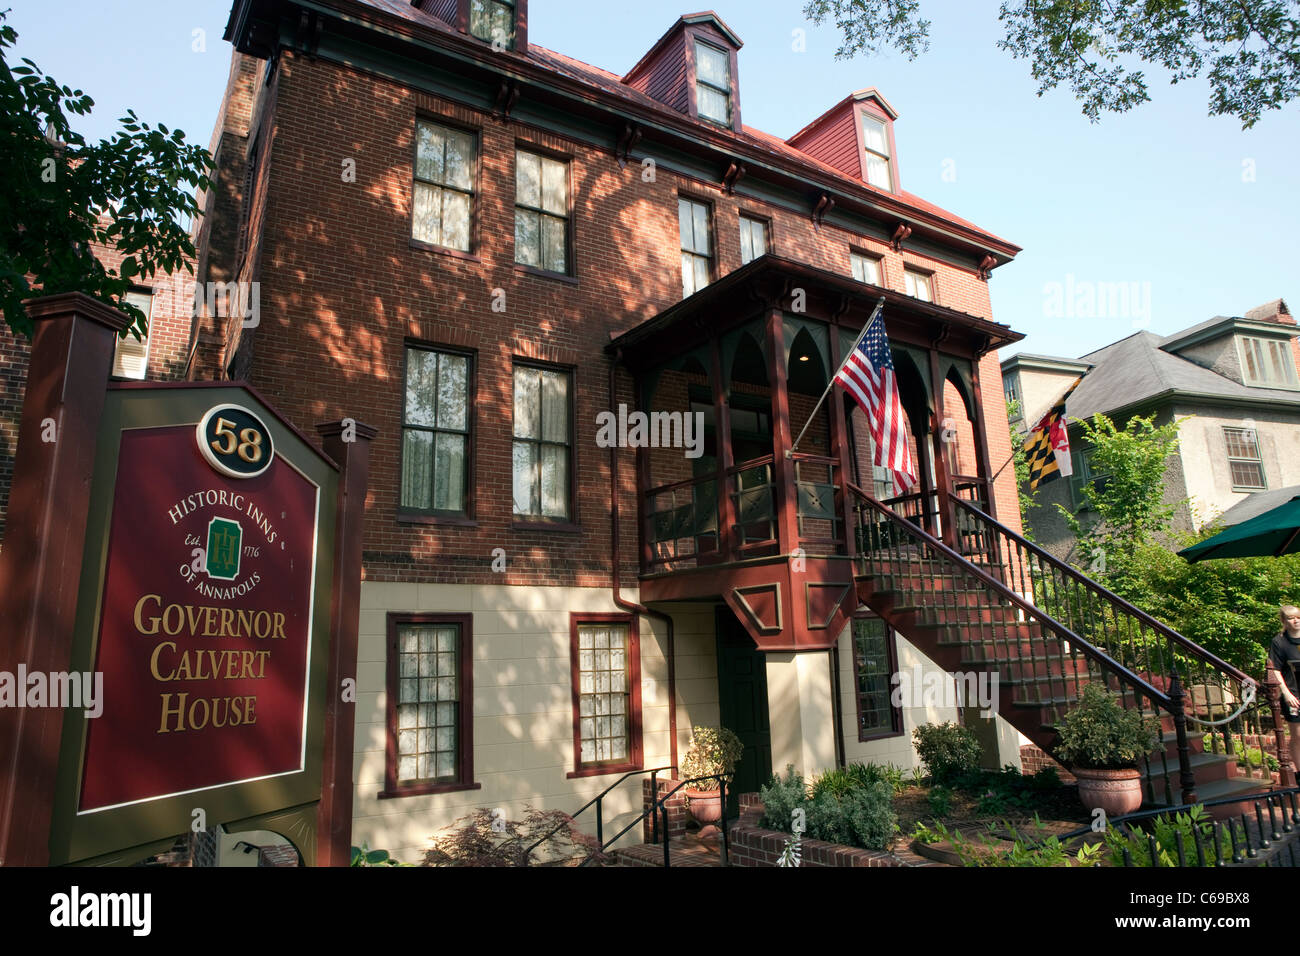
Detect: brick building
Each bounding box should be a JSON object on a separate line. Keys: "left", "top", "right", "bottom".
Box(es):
{"left": 167, "top": 0, "right": 1037, "bottom": 859}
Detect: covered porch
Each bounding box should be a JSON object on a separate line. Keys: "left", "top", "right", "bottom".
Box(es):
{"left": 610, "top": 255, "right": 1022, "bottom": 651}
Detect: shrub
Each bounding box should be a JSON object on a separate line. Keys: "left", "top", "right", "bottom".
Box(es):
{"left": 913, "top": 722, "right": 983, "bottom": 782}
{"left": 928, "top": 785, "right": 953, "bottom": 818}
{"left": 1054, "top": 683, "right": 1161, "bottom": 770}
{"left": 681, "top": 725, "right": 744, "bottom": 788}
{"left": 759, "top": 764, "right": 898, "bottom": 851}
{"left": 759, "top": 765, "right": 808, "bottom": 831}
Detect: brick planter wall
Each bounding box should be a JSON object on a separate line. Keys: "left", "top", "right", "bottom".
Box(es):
{"left": 727, "top": 794, "right": 915, "bottom": 867}
{"left": 641, "top": 777, "right": 690, "bottom": 844}
{"left": 1019, "top": 744, "right": 1076, "bottom": 783}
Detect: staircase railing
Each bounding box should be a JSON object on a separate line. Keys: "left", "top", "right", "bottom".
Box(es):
{"left": 577, "top": 774, "right": 732, "bottom": 867}
{"left": 848, "top": 482, "right": 1193, "bottom": 804}
{"left": 951, "top": 496, "right": 1278, "bottom": 793}
{"left": 522, "top": 765, "right": 673, "bottom": 862}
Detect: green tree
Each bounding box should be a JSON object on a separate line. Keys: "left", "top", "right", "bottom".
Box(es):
{"left": 1, "top": 11, "right": 212, "bottom": 341}
{"left": 1060, "top": 412, "right": 1182, "bottom": 588}
{"left": 802, "top": 0, "right": 1300, "bottom": 127}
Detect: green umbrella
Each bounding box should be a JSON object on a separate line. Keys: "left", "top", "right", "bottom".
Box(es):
{"left": 1179, "top": 495, "right": 1300, "bottom": 562}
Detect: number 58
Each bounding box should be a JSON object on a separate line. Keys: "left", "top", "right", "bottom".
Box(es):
{"left": 210, "top": 417, "right": 264, "bottom": 463}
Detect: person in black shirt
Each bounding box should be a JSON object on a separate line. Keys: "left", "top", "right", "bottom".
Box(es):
{"left": 1267, "top": 605, "right": 1300, "bottom": 772}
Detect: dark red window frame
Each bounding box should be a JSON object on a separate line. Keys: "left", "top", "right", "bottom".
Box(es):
{"left": 381, "top": 612, "right": 480, "bottom": 798}
{"left": 568, "top": 612, "right": 643, "bottom": 779}
{"left": 850, "top": 610, "right": 904, "bottom": 741}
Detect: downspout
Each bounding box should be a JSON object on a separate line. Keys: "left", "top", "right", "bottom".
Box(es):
{"left": 609, "top": 350, "right": 678, "bottom": 774}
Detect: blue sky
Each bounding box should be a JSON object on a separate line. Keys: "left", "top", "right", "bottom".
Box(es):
{"left": 9, "top": 0, "right": 1297, "bottom": 362}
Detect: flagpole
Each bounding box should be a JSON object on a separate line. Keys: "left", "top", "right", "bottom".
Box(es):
{"left": 789, "top": 296, "right": 885, "bottom": 455}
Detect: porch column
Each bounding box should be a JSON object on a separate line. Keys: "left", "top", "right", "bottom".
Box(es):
{"left": 710, "top": 337, "right": 737, "bottom": 560}
{"left": 827, "top": 330, "right": 855, "bottom": 557}
{"left": 765, "top": 652, "right": 837, "bottom": 780}
{"left": 928, "top": 348, "right": 958, "bottom": 548}
{"left": 968, "top": 356, "right": 999, "bottom": 521}
{"left": 765, "top": 307, "right": 798, "bottom": 556}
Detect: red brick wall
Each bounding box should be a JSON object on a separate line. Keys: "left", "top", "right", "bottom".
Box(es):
{"left": 222, "top": 49, "right": 1013, "bottom": 587}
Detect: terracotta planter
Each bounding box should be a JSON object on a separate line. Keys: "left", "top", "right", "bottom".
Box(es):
{"left": 1074, "top": 767, "right": 1143, "bottom": 816}
{"left": 683, "top": 788, "right": 722, "bottom": 826}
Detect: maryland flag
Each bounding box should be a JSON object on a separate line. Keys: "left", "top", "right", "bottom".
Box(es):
{"left": 1024, "top": 377, "right": 1083, "bottom": 491}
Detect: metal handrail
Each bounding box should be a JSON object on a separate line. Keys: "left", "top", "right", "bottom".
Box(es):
{"left": 522, "top": 765, "right": 674, "bottom": 860}
{"left": 578, "top": 773, "right": 733, "bottom": 867}
{"left": 849, "top": 482, "right": 1170, "bottom": 707}
{"left": 951, "top": 496, "right": 1255, "bottom": 685}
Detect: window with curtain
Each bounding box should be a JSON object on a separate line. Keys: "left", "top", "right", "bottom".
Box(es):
{"left": 401, "top": 347, "right": 471, "bottom": 515}
{"left": 571, "top": 617, "right": 641, "bottom": 774}
{"left": 468, "top": 0, "right": 515, "bottom": 49}
{"left": 512, "top": 363, "right": 571, "bottom": 519}
{"left": 385, "top": 614, "right": 474, "bottom": 795}
{"left": 739, "top": 215, "right": 768, "bottom": 265}
{"left": 861, "top": 114, "right": 893, "bottom": 191}
{"left": 679, "top": 197, "right": 712, "bottom": 297}
{"left": 413, "top": 120, "right": 475, "bottom": 251}
{"left": 904, "top": 268, "right": 933, "bottom": 302}
{"left": 694, "top": 40, "right": 731, "bottom": 126}
{"left": 515, "top": 149, "right": 570, "bottom": 274}
{"left": 851, "top": 252, "right": 882, "bottom": 286}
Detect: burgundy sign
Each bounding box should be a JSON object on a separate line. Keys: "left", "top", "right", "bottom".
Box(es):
{"left": 78, "top": 423, "right": 319, "bottom": 812}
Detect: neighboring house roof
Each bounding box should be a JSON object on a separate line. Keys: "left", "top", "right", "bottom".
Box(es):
{"left": 1002, "top": 302, "right": 1300, "bottom": 423}
{"left": 301, "top": 0, "right": 1017, "bottom": 254}
{"left": 1066, "top": 330, "right": 1300, "bottom": 421}
{"left": 1216, "top": 485, "right": 1300, "bottom": 527}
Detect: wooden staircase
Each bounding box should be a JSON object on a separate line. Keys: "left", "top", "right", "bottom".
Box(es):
{"left": 848, "top": 484, "right": 1285, "bottom": 808}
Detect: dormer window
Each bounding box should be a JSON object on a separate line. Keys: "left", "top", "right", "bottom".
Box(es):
{"left": 469, "top": 0, "right": 515, "bottom": 49}
{"left": 1240, "top": 335, "right": 1298, "bottom": 388}
{"left": 694, "top": 40, "right": 731, "bottom": 126}
{"left": 861, "top": 114, "right": 893, "bottom": 191}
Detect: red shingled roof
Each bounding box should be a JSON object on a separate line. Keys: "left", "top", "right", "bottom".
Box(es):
{"left": 341, "top": 0, "right": 1015, "bottom": 250}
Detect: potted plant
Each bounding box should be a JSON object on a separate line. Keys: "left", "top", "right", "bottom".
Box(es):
{"left": 679, "top": 725, "right": 744, "bottom": 827}
{"left": 1054, "top": 682, "right": 1161, "bottom": 816}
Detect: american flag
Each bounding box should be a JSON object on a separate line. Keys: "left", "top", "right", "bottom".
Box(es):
{"left": 835, "top": 312, "right": 917, "bottom": 491}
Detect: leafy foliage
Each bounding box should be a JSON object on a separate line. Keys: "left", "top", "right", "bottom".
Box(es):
{"left": 760, "top": 764, "right": 899, "bottom": 851}
{"left": 1060, "top": 412, "right": 1183, "bottom": 591}
{"left": 423, "top": 807, "right": 607, "bottom": 867}
{"left": 1053, "top": 682, "right": 1161, "bottom": 769}
{"left": 350, "top": 843, "right": 412, "bottom": 866}
{"left": 680, "top": 725, "right": 745, "bottom": 787}
{"left": 804, "top": 0, "right": 1300, "bottom": 127}
{"left": 912, "top": 721, "right": 983, "bottom": 783}
{"left": 1101, "top": 804, "right": 1230, "bottom": 866}
{"left": 0, "top": 10, "right": 211, "bottom": 339}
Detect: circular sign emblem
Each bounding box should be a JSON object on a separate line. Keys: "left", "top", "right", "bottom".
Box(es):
{"left": 196, "top": 404, "right": 275, "bottom": 479}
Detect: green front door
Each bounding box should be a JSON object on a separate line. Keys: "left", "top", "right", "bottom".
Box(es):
{"left": 715, "top": 607, "right": 772, "bottom": 817}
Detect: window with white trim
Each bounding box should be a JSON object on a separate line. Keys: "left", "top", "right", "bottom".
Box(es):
{"left": 861, "top": 114, "right": 893, "bottom": 191}
{"left": 1224, "top": 426, "right": 1266, "bottom": 490}
{"left": 111, "top": 289, "right": 154, "bottom": 380}
{"left": 851, "top": 252, "right": 882, "bottom": 286}
{"left": 1239, "top": 336, "right": 1298, "bottom": 388}
{"left": 904, "top": 268, "right": 933, "bottom": 302}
